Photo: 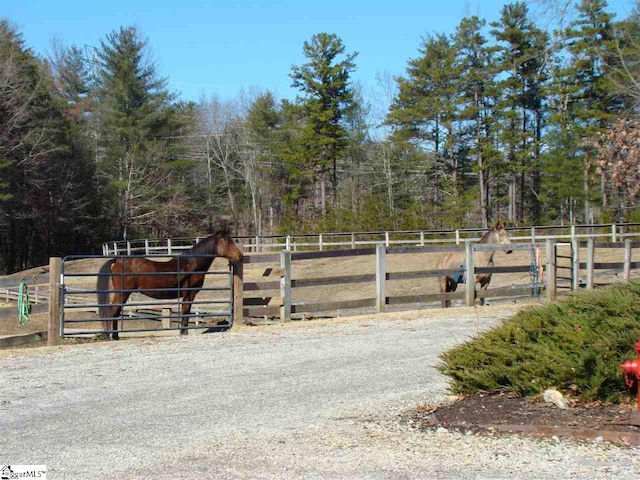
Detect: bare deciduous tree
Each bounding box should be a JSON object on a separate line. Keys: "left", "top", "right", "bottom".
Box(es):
{"left": 592, "top": 117, "right": 640, "bottom": 211}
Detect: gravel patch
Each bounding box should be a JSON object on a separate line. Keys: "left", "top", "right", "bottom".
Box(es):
{"left": 1, "top": 307, "right": 638, "bottom": 479}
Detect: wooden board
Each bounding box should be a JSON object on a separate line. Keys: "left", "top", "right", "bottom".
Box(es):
{"left": 291, "top": 248, "right": 376, "bottom": 261}
{"left": 292, "top": 298, "right": 376, "bottom": 313}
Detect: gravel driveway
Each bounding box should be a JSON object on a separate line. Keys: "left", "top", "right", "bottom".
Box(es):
{"left": 1, "top": 306, "right": 638, "bottom": 479}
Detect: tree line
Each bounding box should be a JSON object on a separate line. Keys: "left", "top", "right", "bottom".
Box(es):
{"left": 1, "top": 0, "right": 640, "bottom": 274}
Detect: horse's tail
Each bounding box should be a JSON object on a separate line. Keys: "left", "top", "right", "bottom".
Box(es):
{"left": 97, "top": 259, "right": 115, "bottom": 328}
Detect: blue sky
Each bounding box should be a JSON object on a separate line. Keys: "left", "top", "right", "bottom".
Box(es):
{"left": 4, "top": 0, "right": 637, "bottom": 103}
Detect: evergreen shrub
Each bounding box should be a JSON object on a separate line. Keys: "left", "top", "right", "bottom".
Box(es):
{"left": 438, "top": 282, "right": 640, "bottom": 402}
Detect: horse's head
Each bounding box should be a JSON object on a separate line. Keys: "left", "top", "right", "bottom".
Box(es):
{"left": 492, "top": 221, "right": 513, "bottom": 254}
{"left": 215, "top": 230, "right": 243, "bottom": 265}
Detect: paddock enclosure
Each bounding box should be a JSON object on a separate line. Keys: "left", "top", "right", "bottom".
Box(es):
{"left": 1, "top": 222, "right": 640, "bottom": 342}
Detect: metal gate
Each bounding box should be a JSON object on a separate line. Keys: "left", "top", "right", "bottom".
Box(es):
{"left": 60, "top": 255, "right": 234, "bottom": 337}
{"left": 555, "top": 242, "right": 575, "bottom": 291}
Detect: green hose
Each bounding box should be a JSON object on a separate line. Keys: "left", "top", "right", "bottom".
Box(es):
{"left": 17, "top": 280, "right": 31, "bottom": 326}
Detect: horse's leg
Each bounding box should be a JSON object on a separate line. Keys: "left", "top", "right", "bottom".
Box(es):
{"left": 109, "top": 291, "right": 131, "bottom": 340}
{"left": 441, "top": 277, "right": 457, "bottom": 308}
{"left": 180, "top": 290, "right": 197, "bottom": 335}
{"left": 477, "top": 275, "right": 491, "bottom": 306}
{"left": 440, "top": 277, "right": 449, "bottom": 308}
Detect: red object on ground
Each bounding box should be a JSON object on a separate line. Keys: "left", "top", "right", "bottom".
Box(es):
{"left": 620, "top": 339, "right": 640, "bottom": 410}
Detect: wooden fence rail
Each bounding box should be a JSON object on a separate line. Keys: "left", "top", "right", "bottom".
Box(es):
{"left": 233, "top": 239, "right": 640, "bottom": 325}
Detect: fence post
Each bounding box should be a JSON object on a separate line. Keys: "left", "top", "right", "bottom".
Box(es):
{"left": 455, "top": 230, "right": 460, "bottom": 245}
{"left": 162, "top": 308, "right": 172, "bottom": 329}
{"left": 285, "top": 235, "right": 291, "bottom": 251}
{"left": 624, "top": 239, "right": 632, "bottom": 283}
{"left": 385, "top": 231, "right": 390, "bottom": 247}
{"left": 233, "top": 262, "right": 244, "bottom": 325}
{"left": 47, "top": 257, "right": 62, "bottom": 346}
{"left": 167, "top": 238, "right": 172, "bottom": 255}
{"left": 280, "top": 250, "right": 292, "bottom": 321}
{"left": 319, "top": 233, "right": 323, "bottom": 251}
{"left": 255, "top": 235, "right": 261, "bottom": 253}
{"left": 531, "top": 227, "right": 536, "bottom": 243}
{"left": 612, "top": 224, "right": 617, "bottom": 243}
{"left": 586, "top": 238, "right": 594, "bottom": 289}
{"left": 376, "top": 244, "right": 386, "bottom": 313}
{"left": 420, "top": 231, "right": 425, "bottom": 246}
{"left": 351, "top": 233, "right": 356, "bottom": 249}
{"left": 145, "top": 239, "right": 150, "bottom": 255}
{"left": 126, "top": 241, "right": 132, "bottom": 256}
{"left": 572, "top": 240, "right": 580, "bottom": 290}
{"left": 545, "top": 240, "right": 556, "bottom": 302}
{"left": 570, "top": 225, "right": 576, "bottom": 243}
{"left": 465, "top": 241, "right": 475, "bottom": 307}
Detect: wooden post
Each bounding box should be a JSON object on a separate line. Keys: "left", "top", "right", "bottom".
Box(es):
{"left": 126, "top": 241, "right": 132, "bottom": 255}
{"left": 570, "top": 225, "right": 576, "bottom": 243}
{"left": 145, "top": 239, "right": 150, "bottom": 255}
{"left": 376, "top": 244, "right": 386, "bottom": 313}
{"left": 530, "top": 227, "right": 535, "bottom": 243}
{"left": 280, "top": 251, "right": 292, "bottom": 322}
{"left": 419, "top": 231, "right": 425, "bottom": 246}
{"left": 385, "top": 231, "right": 390, "bottom": 247}
{"left": 319, "top": 233, "right": 323, "bottom": 251}
{"left": 285, "top": 235, "right": 291, "bottom": 251}
{"left": 47, "top": 257, "right": 62, "bottom": 346}
{"left": 351, "top": 233, "right": 356, "bottom": 249}
{"left": 586, "top": 238, "right": 594, "bottom": 289}
{"left": 465, "top": 241, "right": 475, "bottom": 307}
{"left": 233, "top": 262, "right": 244, "bottom": 325}
{"left": 572, "top": 240, "right": 580, "bottom": 290}
{"left": 162, "top": 308, "right": 172, "bottom": 329}
{"left": 612, "top": 224, "right": 617, "bottom": 243}
{"left": 255, "top": 235, "right": 261, "bottom": 253}
{"left": 167, "top": 238, "right": 172, "bottom": 255}
{"left": 624, "top": 239, "right": 632, "bottom": 283}
{"left": 455, "top": 230, "right": 460, "bottom": 245}
{"left": 545, "top": 240, "right": 556, "bottom": 302}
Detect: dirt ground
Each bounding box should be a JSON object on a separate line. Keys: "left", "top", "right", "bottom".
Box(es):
{"left": 408, "top": 393, "right": 640, "bottom": 445}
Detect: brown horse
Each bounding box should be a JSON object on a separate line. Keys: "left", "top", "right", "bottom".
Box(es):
{"left": 97, "top": 228, "right": 243, "bottom": 339}
{"left": 436, "top": 222, "right": 513, "bottom": 308}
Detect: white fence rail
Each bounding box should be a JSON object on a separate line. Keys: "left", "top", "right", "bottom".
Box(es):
{"left": 102, "top": 223, "right": 640, "bottom": 256}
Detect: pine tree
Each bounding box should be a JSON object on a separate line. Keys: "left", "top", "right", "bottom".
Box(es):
{"left": 563, "top": 0, "right": 619, "bottom": 220}
{"left": 0, "top": 21, "right": 98, "bottom": 273}
{"left": 94, "top": 25, "right": 182, "bottom": 239}
{"left": 490, "top": 1, "right": 549, "bottom": 224}
{"left": 454, "top": 16, "right": 500, "bottom": 227}
{"left": 289, "top": 33, "right": 358, "bottom": 216}
{"left": 386, "top": 33, "right": 463, "bottom": 213}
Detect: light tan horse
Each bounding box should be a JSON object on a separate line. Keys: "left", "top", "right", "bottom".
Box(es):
{"left": 436, "top": 222, "right": 513, "bottom": 308}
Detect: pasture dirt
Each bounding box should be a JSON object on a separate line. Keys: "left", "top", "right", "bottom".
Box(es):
{"left": 408, "top": 393, "right": 640, "bottom": 445}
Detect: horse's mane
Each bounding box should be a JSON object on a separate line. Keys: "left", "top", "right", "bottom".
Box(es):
{"left": 185, "top": 229, "right": 230, "bottom": 256}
